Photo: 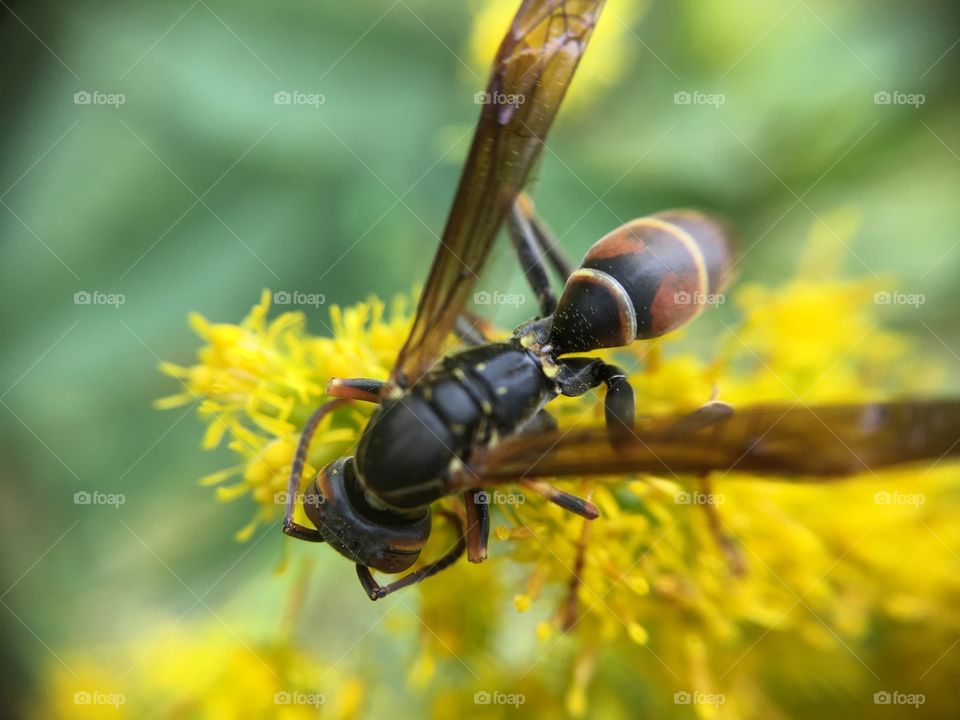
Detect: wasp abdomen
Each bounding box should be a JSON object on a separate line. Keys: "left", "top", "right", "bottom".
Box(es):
{"left": 548, "top": 211, "right": 734, "bottom": 354}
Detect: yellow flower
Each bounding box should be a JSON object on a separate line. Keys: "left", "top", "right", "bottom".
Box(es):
{"left": 29, "top": 621, "right": 364, "bottom": 720}
{"left": 156, "top": 290, "right": 414, "bottom": 541}
{"left": 158, "top": 212, "right": 960, "bottom": 718}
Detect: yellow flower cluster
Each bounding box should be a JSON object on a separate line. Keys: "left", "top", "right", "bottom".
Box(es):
{"left": 30, "top": 622, "right": 364, "bottom": 720}
{"left": 156, "top": 293, "right": 414, "bottom": 541}
{"left": 497, "top": 275, "right": 957, "bottom": 716}
{"left": 154, "top": 216, "right": 958, "bottom": 718}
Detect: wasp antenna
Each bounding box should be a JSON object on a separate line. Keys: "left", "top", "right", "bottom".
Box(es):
{"left": 284, "top": 399, "right": 349, "bottom": 537}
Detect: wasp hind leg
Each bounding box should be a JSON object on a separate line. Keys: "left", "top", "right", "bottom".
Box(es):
{"left": 508, "top": 193, "right": 574, "bottom": 317}
{"left": 512, "top": 192, "right": 574, "bottom": 282}
{"left": 698, "top": 471, "right": 747, "bottom": 576}
{"left": 662, "top": 399, "right": 734, "bottom": 437}
{"left": 600, "top": 366, "right": 636, "bottom": 451}
{"left": 661, "top": 395, "right": 745, "bottom": 575}
{"left": 355, "top": 510, "right": 467, "bottom": 600}
{"left": 561, "top": 511, "right": 593, "bottom": 631}
{"left": 556, "top": 358, "right": 636, "bottom": 451}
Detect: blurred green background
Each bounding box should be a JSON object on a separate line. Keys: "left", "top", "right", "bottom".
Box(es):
{"left": 2, "top": 0, "right": 959, "bottom": 717}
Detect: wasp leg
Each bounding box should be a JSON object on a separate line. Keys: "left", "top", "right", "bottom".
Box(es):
{"left": 454, "top": 312, "right": 496, "bottom": 347}
{"left": 508, "top": 195, "right": 563, "bottom": 317}
{"left": 283, "top": 400, "right": 349, "bottom": 542}
{"left": 556, "top": 358, "right": 636, "bottom": 451}
{"left": 519, "top": 479, "right": 599, "bottom": 519}
{"left": 561, "top": 511, "right": 593, "bottom": 631}
{"left": 600, "top": 365, "right": 635, "bottom": 451}
{"left": 658, "top": 397, "right": 744, "bottom": 575}
{"left": 463, "top": 488, "right": 490, "bottom": 563}
{"left": 326, "top": 378, "right": 384, "bottom": 404}
{"left": 355, "top": 511, "right": 466, "bottom": 600}
{"left": 520, "top": 408, "right": 558, "bottom": 435}
{"left": 514, "top": 192, "right": 574, "bottom": 281}
{"left": 698, "top": 472, "right": 747, "bottom": 576}
{"left": 662, "top": 400, "right": 734, "bottom": 438}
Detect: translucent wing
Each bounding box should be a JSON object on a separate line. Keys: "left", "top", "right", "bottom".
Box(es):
{"left": 390, "top": 0, "right": 606, "bottom": 388}
{"left": 453, "top": 400, "right": 960, "bottom": 486}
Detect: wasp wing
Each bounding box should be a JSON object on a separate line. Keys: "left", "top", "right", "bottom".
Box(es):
{"left": 390, "top": 0, "right": 606, "bottom": 388}
{"left": 456, "top": 400, "right": 960, "bottom": 485}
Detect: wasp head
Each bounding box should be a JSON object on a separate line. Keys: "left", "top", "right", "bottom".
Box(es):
{"left": 304, "top": 457, "right": 431, "bottom": 573}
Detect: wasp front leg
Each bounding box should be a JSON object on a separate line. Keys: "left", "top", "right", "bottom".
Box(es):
{"left": 326, "top": 378, "right": 384, "bottom": 404}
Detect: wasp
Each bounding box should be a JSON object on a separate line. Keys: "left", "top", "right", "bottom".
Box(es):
{"left": 283, "top": 0, "right": 960, "bottom": 601}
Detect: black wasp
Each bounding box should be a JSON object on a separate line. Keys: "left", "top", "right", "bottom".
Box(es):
{"left": 283, "top": 0, "right": 960, "bottom": 601}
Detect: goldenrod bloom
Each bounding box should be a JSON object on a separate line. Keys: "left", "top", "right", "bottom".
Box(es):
{"left": 157, "top": 215, "right": 959, "bottom": 718}
{"left": 29, "top": 621, "right": 364, "bottom": 720}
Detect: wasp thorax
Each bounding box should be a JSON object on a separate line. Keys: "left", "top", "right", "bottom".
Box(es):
{"left": 305, "top": 457, "right": 431, "bottom": 573}
{"left": 547, "top": 210, "right": 734, "bottom": 355}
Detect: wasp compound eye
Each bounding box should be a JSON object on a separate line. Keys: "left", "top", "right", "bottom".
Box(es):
{"left": 304, "top": 457, "right": 431, "bottom": 573}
